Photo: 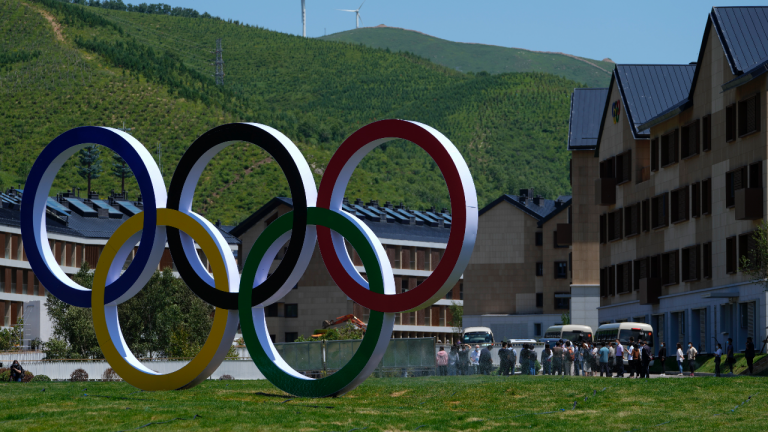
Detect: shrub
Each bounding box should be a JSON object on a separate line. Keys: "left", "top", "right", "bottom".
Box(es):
{"left": 31, "top": 374, "right": 51, "bottom": 382}
{"left": 70, "top": 369, "right": 89, "bottom": 381}
{"left": 22, "top": 370, "right": 34, "bottom": 383}
{"left": 102, "top": 368, "right": 121, "bottom": 381}
{"left": 219, "top": 374, "right": 234, "bottom": 380}
{"left": 0, "top": 368, "right": 8, "bottom": 382}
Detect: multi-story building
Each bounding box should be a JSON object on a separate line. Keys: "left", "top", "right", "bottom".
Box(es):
{"left": 0, "top": 189, "right": 239, "bottom": 347}
{"left": 567, "top": 87, "right": 609, "bottom": 332}
{"left": 230, "top": 197, "right": 463, "bottom": 343}
{"left": 462, "top": 190, "right": 572, "bottom": 340}
{"left": 589, "top": 7, "right": 768, "bottom": 353}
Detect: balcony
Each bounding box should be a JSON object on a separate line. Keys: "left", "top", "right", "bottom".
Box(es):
{"left": 555, "top": 224, "right": 572, "bottom": 246}
{"left": 595, "top": 178, "right": 616, "bottom": 206}
{"left": 638, "top": 278, "right": 661, "bottom": 305}
{"left": 635, "top": 166, "right": 650, "bottom": 184}
{"left": 735, "top": 188, "right": 763, "bottom": 220}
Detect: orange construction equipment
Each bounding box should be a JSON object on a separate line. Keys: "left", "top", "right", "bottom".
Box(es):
{"left": 322, "top": 314, "right": 367, "bottom": 331}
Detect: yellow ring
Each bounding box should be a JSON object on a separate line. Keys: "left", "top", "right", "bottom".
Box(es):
{"left": 92, "top": 208, "right": 232, "bottom": 391}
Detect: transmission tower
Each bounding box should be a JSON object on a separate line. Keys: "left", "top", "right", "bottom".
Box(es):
{"left": 211, "top": 38, "right": 224, "bottom": 86}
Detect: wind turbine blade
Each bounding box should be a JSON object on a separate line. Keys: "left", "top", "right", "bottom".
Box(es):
{"left": 337, "top": 9, "right": 356, "bottom": 12}
{"left": 358, "top": 13, "right": 362, "bottom": 23}
{"left": 359, "top": 0, "right": 366, "bottom": 10}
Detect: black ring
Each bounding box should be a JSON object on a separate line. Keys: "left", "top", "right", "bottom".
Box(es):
{"left": 167, "top": 123, "right": 309, "bottom": 310}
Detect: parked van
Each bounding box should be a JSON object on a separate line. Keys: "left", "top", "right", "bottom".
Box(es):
{"left": 462, "top": 327, "right": 494, "bottom": 345}
{"left": 539, "top": 325, "right": 593, "bottom": 346}
{"left": 595, "top": 322, "right": 654, "bottom": 365}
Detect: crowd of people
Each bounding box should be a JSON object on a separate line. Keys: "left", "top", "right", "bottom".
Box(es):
{"left": 436, "top": 336, "right": 759, "bottom": 377}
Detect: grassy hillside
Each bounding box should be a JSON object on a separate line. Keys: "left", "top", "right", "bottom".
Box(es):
{"left": 0, "top": 0, "right": 579, "bottom": 224}
{"left": 320, "top": 26, "right": 613, "bottom": 88}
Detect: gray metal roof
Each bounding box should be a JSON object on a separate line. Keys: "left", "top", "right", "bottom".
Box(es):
{"left": 712, "top": 7, "right": 768, "bottom": 76}
{"left": 479, "top": 194, "right": 571, "bottom": 228}
{"left": 614, "top": 65, "right": 696, "bottom": 138}
{"left": 568, "top": 88, "right": 609, "bottom": 150}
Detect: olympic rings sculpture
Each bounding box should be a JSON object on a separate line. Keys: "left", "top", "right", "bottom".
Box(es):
{"left": 21, "top": 120, "right": 477, "bottom": 397}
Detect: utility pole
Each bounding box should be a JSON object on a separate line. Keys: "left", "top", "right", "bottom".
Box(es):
{"left": 118, "top": 121, "right": 133, "bottom": 135}
{"left": 157, "top": 142, "right": 162, "bottom": 174}
{"left": 302, "top": 0, "right": 306, "bottom": 37}
{"left": 211, "top": 38, "right": 224, "bottom": 86}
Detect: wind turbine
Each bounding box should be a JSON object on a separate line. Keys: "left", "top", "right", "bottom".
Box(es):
{"left": 301, "top": 0, "right": 306, "bottom": 37}
{"left": 338, "top": 1, "right": 365, "bottom": 29}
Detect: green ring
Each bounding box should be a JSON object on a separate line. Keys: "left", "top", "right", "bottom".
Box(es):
{"left": 239, "top": 207, "right": 387, "bottom": 397}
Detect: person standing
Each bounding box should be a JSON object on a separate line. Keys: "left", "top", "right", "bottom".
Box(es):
{"left": 686, "top": 342, "right": 698, "bottom": 377}
{"left": 573, "top": 342, "right": 582, "bottom": 376}
{"left": 676, "top": 343, "right": 685, "bottom": 376}
{"left": 9, "top": 360, "right": 23, "bottom": 382}
{"left": 542, "top": 344, "right": 553, "bottom": 375}
{"left": 479, "top": 344, "right": 493, "bottom": 375}
{"left": 436, "top": 347, "right": 449, "bottom": 376}
{"left": 552, "top": 342, "right": 564, "bottom": 375}
{"left": 527, "top": 344, "right": 536, "bottom": 375}
{"left": 608, "top": 342, "right": 616, "bottom": 377}
{"left": 497, "top": 343, "right": 509, "bottom": 376}
{"left": 714, "top": 343, "right": 723, "bottom": 377}
{"left": 458, "top": 345, "right": 469, "bottom": 375}
{"left": 470, "top": 345, "right": 481, "bottom": 375}
{"left": 564, "top": 341, "right": 574, "bottom": 376}
{"left": 508, "top": 344, "right": 518, "bottom": 375}
{"left": 746, "top": 337, "right": 755, "bottom": 375}
{"left": 599, "top": 343, "right": 610, "bottom": 377}
{"left": 658, "top": 342, "right": 667, "bottom": 376}
{"left": 582, "top": 343, "right": 592, "bottom": 376}
{"left": 640, "top": 340, "right": 652, "bottom": 378}
{"left": 726, "top": 338, "right": 735, "bottom": 375}
{"left": 614, "top": 339, "right": 625, "bottom": 378}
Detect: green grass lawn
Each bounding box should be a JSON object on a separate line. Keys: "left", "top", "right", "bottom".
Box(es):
{"left": 0, "top": 375, "right": 765, "bottom": 431}
{"left": 649, "top": 354, "right": 766, "bottom": 375}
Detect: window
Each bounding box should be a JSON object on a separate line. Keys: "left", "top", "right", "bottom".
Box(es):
{"left": 642, "top": 199, "right": 650, "bottom": 232}
{"left": 726, "top": 236, "right": 737, "bottom": 274}
{"left": 600, "top": 267, "right": 608, "bottom": 297}
{"left": 661, "top": 250, "right": 679, "bottom": 286}
{"left": 681, "top": 245, "right": 701, "bottom": 282}
{"left": 616, "top": 150, "right": 632, "bottom": 184}
{"left": 634, "top": 257, "right": 650, "bottom": 291}
{"left": 599, "top": 214, "right": 606, "bottom": 244}
{"left": 616, "top": 261, "right": 632, "bottom": 294}
{"left": 726, "top": 166, "right": 747, "bottom": 208}
{"left": 739, "top": 231, "right": 758, "bottom": 270}
{"left": 738, "top": 93, "right": 760, "bottom": 137}
{"left": 553, "top": 231, "right": 568, "bottom": 248}
{"left": 423, "top": 307, "right": 431, "bottom": 326}
{"left": 691, "top": 182, "right": 701, "bottom": 218}
{"left": 608, "top": 265, "right": 616, "bottom": 295}
{"left": 459, "top": 282, "right": 463, "bottom": 300}
{"left": 651, "top": 193, "right": 669, "bottom": 229}
{"left": 702, "top": 114, "right": 712, "bottom": 151}
{"left": 536, "top": 293, "right": 543, "bottom": 308}
{"left": 670, "top": 186, "right": 689, "bottom": 224}
{"left": 445, "top": 283, "right": 452, "bottom": 299}
{"left": 749, "top": 161, "right": 762, "bottom": 188}
{"left": 681, "top": 120, "right": 700, "bottom": 159}
{"left": 265, "top": 303, "right": 279, "bottom": 317}
{"left": 651, "top": 138, "right": 659, "bottom": 172}
{"left": 536, "top": 262, "right": 543, "bottom": 276}
{"left": 635, "top": 141, "right": 651, "bottom": 184}
{"left": 726, "top": 104, "right": 736, "bottom": 142}
{"left": 284, "top": 303, "right": 298, "bottom": 318}
{"left": 702, "top": 178, "right": 712, "bottom": 215}
{"left": 650, "top": 255, "right": 661, "bottom": 279}
{"left": 600, "top": 157, "right": 615, "bottom": 179}
{"left": 401, "top": 279, "right": 409, "bottom": 293}
{"left": 608, "top": 209, "right": 623, "bottom": 241}
{"left": 534, "top": 323, "right": 542, "bottom": 336}
{"left": 624, "top": 203, "right": 640, "bottom": 237}
{"left": 703, "top": 242, "right": 712, "bottom": 279}
{"left": 535, "top": 232, "right": 543, "bottom": 246}
{"left": 554, "top": 293, "right": 570, "bottom": 310}
{"left": 285, "top": 332, "right": 298, "bottom": 342}
{"left": 660, "top": 129, "right": 679, "bottom": 167}
{"left": 554, "top": 262, "right": 568, "bottom": 279}
{"left": 409, "top": 247, "right": 416, "bottom": 270}
{"left": 394, "top": 246, "right": 401, "bottom": 269}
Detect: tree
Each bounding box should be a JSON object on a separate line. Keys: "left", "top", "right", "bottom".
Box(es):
{"left": 295, "top": 323, "right": 365, "bottom": 341}
{"left": 111, "top": 153, "right": 133, "bottom": 194}
{"left": 448, "top": 301, "right": 463, "bottom": 337}
{"left": 77, "top": 145, "right": 102, "bottom": 195}
{"left": 561, "top": 313, "right": 571, "bottom": 325}
{"left": 740, "top": 221, "right": 768, "bottom": 287}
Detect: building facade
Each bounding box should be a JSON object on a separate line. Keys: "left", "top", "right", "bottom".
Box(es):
{"left": 462, "top": 191, "right": 573, "bottom": 340}
{"left": 590, "top": 7, "right": 768, "bottom": 353}
{"left": 231, "top": 197, "right": 463, "bottom": 343}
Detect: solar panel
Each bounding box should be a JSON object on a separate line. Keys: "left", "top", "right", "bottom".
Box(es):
{"left": 91, "top": 200, "right": 123, "bottom": 217}
{"left": 342, "top": 204, "right": 363, "bottom": 217}
{"left": 396, "top": 208, "right": 424, "bottom": 221}
{"left": 115, "top": 201, "right": 142, "bottom": 216}
{"left": 383, "top": 208, "right": 408, "bottom": 221}
{"left": 46, "top": 198, "right": 71, "bottom": 215}
{"left": 354, "top": 205, "right": 382, "bottom": 221}
{"left": 411, "top": 210, "right": 437, "bottom": 223}
{"left": 64, "top": 198, "right": 97, "bottom": 216}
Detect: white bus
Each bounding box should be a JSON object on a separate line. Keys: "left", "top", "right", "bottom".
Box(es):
{"left": 595, "top": 322, "right": 654, "bottom": 365}
{"left": 462, "top": 327, "right": 494, "bottom": 346}
{"left": 539, "top": 325, "right": 593, "bottom": 346}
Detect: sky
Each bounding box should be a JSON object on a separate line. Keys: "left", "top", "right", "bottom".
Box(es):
{"left": 146, "top": 0, "right": 766, "bottom": 64}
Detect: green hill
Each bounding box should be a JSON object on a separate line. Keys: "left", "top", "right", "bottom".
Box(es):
{"left": 320, "top": 26, "right": 613, "bottom": 88}
{"left": 1, "top": 0, "right": 579, "bottom": 224}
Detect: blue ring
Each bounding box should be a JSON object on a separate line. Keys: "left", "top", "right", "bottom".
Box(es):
{"left": 21, "top": 127, "right": 164, "bottom": 307}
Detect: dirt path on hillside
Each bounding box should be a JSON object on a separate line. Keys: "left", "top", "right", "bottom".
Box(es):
{"left": 22, "top": 1, "right": 64, "bottom": 42}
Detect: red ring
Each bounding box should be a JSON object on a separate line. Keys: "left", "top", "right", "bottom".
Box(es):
{"left": 317, "top": 120, "right": 467, "bottom": 313}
